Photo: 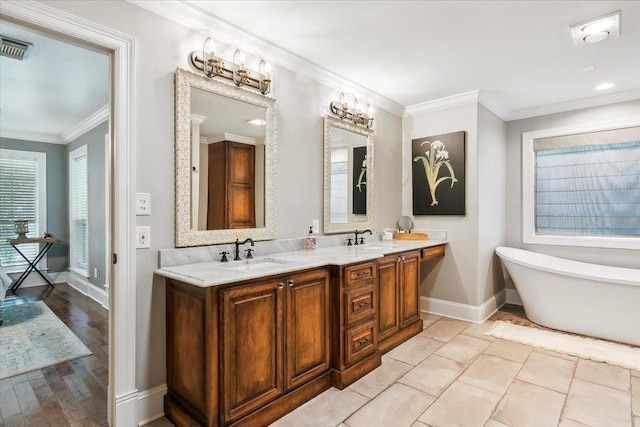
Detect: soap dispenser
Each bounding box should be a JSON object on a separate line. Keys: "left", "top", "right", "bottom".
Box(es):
{"left": 305, "top": 226, "right": 317, "bottom": 250}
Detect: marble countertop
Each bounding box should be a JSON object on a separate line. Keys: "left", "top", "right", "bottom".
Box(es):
{"left": 155, "top": 239, "right": 447, "bottom": 287}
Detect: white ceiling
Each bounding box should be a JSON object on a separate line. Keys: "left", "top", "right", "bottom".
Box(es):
{"left": 139, "top": 0, "right": 640, "bottom": 119}
{"left": 0, "top": 20, "right": 109, "bottom": 144}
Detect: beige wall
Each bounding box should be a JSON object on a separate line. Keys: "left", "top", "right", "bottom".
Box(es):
{"left": 504, "top": 99, "right": 640, "bottom": 291}
{"left": 403, "top": 103, "right": 507, "bottom": 307}
{"left": 35, "top": 0, "right": 402, "bottom": 392}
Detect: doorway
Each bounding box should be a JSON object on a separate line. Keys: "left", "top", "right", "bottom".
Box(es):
{"left": 1, "top": 2, "right": 137, "bottom": 425}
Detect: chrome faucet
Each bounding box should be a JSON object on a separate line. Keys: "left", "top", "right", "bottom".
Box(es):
{"left": 234, "top": 238, "right": 255, "bottom": 260}
{"left": 354, "top": 229, "right": 372, "bottom": 245}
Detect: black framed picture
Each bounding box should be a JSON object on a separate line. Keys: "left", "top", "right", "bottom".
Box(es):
{"left": 412, "top": 131, "right": 465, "bottom": 215}
{"left": 352, "top": 146, "right": 367, "bottom": 214}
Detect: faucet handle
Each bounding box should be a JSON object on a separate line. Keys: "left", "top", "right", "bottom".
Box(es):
{"left": 359, "top": 237, "right": 365, "bottom": 245}
{"left": 245, "top": 248, "right": 254, "bottom": 259}
{"left": 346, "top": 238, "right": 353, "bottom": 246}
{"left": 219, "top": 251, "right": 229, "bottom": 262}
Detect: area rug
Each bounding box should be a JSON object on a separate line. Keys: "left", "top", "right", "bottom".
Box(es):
{"left": 0, "top": 301, "right": 92, "bottom": 380}
{"left": 484, "top": 321, "right": 640, "bottom": 371}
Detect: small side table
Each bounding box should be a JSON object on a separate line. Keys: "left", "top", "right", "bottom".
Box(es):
{"left": 9, "top": 237, "right": 57, "bottom": 292}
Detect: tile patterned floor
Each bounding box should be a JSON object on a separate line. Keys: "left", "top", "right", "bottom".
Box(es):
{"left": 150, "top": 308, "right": 640, "bottom": 427}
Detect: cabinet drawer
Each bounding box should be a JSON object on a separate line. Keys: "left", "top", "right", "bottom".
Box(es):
{"left": 344, "top": 320, "right": 377, "bottom": 366}
{"left": 344, "top": 262, "right": 375, "bottom": 288}
{"left": 345, "top": 285, "right": 376, "bottom": 326}
{"left": 422, "top": 245, "right": 445, "bottom": 260}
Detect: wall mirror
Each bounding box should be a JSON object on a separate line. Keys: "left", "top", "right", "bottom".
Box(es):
{"left": 175, "top": 68, "right": 277, "bottom": 247}
{"left": 323, "top": 115, "right": 374, "bottom": 233}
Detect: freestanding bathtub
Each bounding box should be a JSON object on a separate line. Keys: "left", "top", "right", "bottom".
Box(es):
{"left": 495, "top": 246, "right": 640, "bottom": 347}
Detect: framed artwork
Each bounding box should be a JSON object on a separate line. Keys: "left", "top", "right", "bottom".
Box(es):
{"left": 412, "top": 131, "right": 465, "bottom": 215}
{"left": 352, "top": 146, "right": 367, "bottom": 214}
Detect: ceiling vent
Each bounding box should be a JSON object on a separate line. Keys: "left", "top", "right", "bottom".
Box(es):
{"left": 0, "top": 35, "right": 32, "bottom": 60}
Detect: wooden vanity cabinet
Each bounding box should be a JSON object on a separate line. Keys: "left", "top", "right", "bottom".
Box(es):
{"left": 377, "top": 250, "right": 423, "bottom": 353}
{"left": 331, "top": 261, "right": 381, "bottom": 389}
{"left": 165, "top": 268, "right": 332, "bottom": 427}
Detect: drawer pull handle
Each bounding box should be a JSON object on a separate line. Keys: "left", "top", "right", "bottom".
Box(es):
{"left": 356, "top": 302, "right": 371, "bottom": 309}
{"left": 357, "top": 338, "right": 370, "bottom": 346}
{"left": 277, "top": 282, "right": 284, "bottom": 289}
{"left": 288, "top": 280, "right": 294, "bottom": 287}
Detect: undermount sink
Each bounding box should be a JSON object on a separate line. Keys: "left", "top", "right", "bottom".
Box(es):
{"left": 216, "top": 257, "right": 293, "bottom": 272}
{"left": 359, "top": 244, "right": 401, "bottom": 251}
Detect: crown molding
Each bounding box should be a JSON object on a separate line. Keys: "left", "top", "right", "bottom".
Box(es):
{"left": 403, "top": 90, "right": 480, "bottom": 118}
{"left": 0, "top": 105, "right": 110, "bottom": 145}
{"left": 127, "top": 0, "right": 404, "bottom": 117}
{"left": 478, "top": 91, "right": 510, "bottom": 121}
{"left": 507, "top": 89, "right": 640, "bottom": 121}
{"left": 62, "top": 104, "right": 110, "bottom": 143}
{"left": 0, "top": 129, "right": 64, "bottom": 144}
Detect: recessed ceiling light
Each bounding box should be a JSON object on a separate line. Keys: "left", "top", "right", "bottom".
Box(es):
{"left": 582, "top": 65, "right": 595, "bottom": 72}
{"left": 570, "top": 10, "right": 620, "bottom": 46}
{"left": 595, "top": 82, "right": 615, "bottom": 91}
{"left": 246, "top": 118, "right": 266, "bottom": 126}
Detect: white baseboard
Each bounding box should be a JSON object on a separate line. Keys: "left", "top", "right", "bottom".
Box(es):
{"left": 420, "top": 290, "right": 506, "bottom": 324}
{"left": 6, "top": 271, "right": 68, "bottom": 289}
{"left": 116, "top": 390, "right": 140, "bottom": 427}
{"left": 505, "top": 288, "right": 522, "bottom": 305}
{"left": 138, "top": 384, "right": 167, "bottom": 426}
{"left": 66, "top": 271, "right": 109, "bottom": 309}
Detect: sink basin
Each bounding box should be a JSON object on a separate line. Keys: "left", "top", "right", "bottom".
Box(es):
{"left": 216, "top": 257, "right": 293, "bottom": 272}
{"left": 359, "top": 244, "right": 401, "bottom": 251}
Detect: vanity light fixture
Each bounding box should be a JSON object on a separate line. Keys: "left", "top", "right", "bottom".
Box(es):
{"left": 570, "top": 10, "right": 620, "bottom": 46}
{"left": 190, "top": 37, "right": 272, "bottom": 95}
{"left": 329, "top": 93, "right": 374, "bottom": 129}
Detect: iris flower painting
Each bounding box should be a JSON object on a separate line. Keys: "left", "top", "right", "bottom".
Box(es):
{"left": 412, "top": 131, "right": 465, "bottom": 215}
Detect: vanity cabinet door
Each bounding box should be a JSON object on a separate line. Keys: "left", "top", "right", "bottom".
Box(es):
{"left": 377, "top": 255, "right": 400, "bottom": 342}
{"left": 220, "top": 280, "right": 284, "bottom": 424}
{"left": 285, "top": 269, "right": 331, "bottom": 391}
{"left": 399, "top": 251, "right": 420, "bottom": 328}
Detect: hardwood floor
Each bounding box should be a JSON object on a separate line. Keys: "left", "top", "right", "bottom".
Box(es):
{"left": 0, "top": 284, "right": 108, "bottom": 426}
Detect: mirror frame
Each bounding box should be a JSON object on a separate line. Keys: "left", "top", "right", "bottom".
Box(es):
{"left": 323, "top": 115, "right": 375, "bottom": 233}
{"left": 175, "top": 68, "right": 278, "bottom": 247}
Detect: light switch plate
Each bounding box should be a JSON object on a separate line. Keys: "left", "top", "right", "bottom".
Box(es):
{"left": 135, "top": 193, "right": 151, "bottom": 216}
{"left": 136, "top": 226, "right": 150, "bottom": 249}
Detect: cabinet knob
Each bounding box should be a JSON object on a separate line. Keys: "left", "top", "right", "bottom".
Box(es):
{"left": 401, "top": 255, "right": 406, "bottom": 261}
{"left": 397, "top": 256, "right": 402, "bottom": 262}
{"left": 288, "top": 280, "right": 294, "bottom": 287}
{"left": 277, "top": 282, "right": 284, "bottom": 289}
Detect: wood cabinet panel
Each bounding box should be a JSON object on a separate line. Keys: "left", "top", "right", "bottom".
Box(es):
{"left": 399, "top": 252, "right": 420, "bottom": 328}
{"left": 344, "top": 262, "right": 375, "bottom": 288}
{"left": 377, "top": 256, "right": 400, "bottom": 342}
{"left": 286, "top": 269, "right": 331, "bottom": 391}
{"left": 344, "top": 320, "right": 377, "bottom": 366}
{"left": 221, "top": 280, "right": 284, "bottom": 423}
{"left": 422, "top": 245, "right": 445, "bottom": 260}
{"left": 208, "top": 141, "right": 256, "bottom": 229}
{"left": 345, "top": 284, "right": 376, "bottom": 326}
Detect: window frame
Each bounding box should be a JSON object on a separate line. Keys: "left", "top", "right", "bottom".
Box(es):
{"left": 0, "top": 148, "right": 47, "bottom": 271}
{"left": 522, "top": 117, "right": 640, "bottom": 250}
{"left": 69, "top": 144, "right": 89, "bottom": 277}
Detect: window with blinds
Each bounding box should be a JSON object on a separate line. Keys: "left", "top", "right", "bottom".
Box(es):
{"left": 523, "top": 122, "right": 640, "bottom": 249}
{"left": 69, "top": 145, "right": 88, "bottom": 276}
{"left": 0, "top": 149, "right": 47, "bottom": 269}
{"left": 330, "top": 147, "right": 348, "bottom": 224}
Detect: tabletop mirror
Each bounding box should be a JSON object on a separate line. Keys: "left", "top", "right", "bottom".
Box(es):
{"left": 174, "top": 68, "right": 277, "bottom": 247}
{"left": 323, "top": 115, "right": 374, "bottom": 233}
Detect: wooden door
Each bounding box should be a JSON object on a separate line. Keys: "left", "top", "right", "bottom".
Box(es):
{"left": 220, "top": 280, "right": 284, "bottom": 423}
{"left": 285, "top": 269, "right": 331, "bottom": 390}
{"left": 377, "top": 255, "right": 400, "bottom": 342}
{"left": 399, "top": 251, "right": 420, "bottom": 328}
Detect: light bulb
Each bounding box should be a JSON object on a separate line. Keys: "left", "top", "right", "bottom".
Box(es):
{"left": 238, "top": 51, "right": 246, "bottom": 66}
{"left": 203, "top": 38, "right": 216, "bottom": 56}
{"left": 367, "top": 105, "right": 374, "bottom": 116}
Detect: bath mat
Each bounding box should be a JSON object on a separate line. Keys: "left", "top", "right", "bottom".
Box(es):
{"left": 484, "top": 321, "right": 640, "bottom": 371}
{"left": 0, "top": 301, "right": 92, "bottom": 380}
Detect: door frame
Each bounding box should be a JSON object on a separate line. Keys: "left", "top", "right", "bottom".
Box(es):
{"left": 1, "top": 1, "right": 138, "bottom": 425}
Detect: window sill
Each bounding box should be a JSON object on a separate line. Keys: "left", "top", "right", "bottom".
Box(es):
{"left": 524, "top": 234, "right": 640, "bottom": 250}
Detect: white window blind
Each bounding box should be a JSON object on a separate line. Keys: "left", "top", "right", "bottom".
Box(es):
{"left": 0, "top": 149, "right": 47, "bottom": 269}
{"left": 535, "top": 141, "right": 640, "bottom": 237}
{"left": 330, "top": 147, "right": 348, "bottom": 224}
{"left": 69, "top": 145, "right": 88, "bottom": 276}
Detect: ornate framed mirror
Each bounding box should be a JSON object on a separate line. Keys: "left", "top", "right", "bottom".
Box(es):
{"left": 175, "top": 68, "right": 277, "bottom": 247}
{"left": 323, "top": 115, "right": 374, "bottom": 233}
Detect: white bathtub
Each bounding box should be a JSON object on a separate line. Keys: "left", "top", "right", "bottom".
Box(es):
{"left": 495, "top": 246, "right": 640, "bottom": 347}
